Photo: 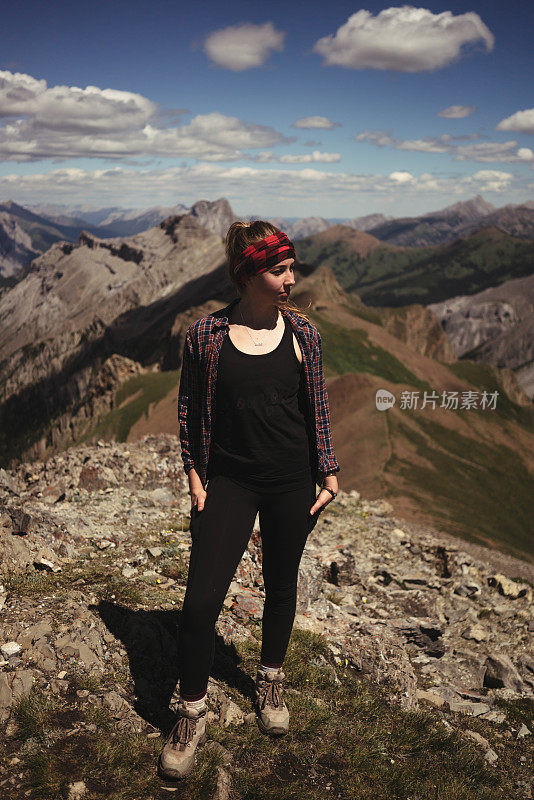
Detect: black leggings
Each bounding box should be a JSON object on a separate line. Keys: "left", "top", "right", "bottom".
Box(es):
{"left": 178, "top": 473, "right": 320, "bottom": 699}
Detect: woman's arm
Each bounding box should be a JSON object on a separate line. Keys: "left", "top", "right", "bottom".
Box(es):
{"left": 309, "top": 328, "right": 339, "bottom": 512}
{"left": 178, "top": 326, "right": 208, "bottom": 509}
{"left": 177, "top": 326, "right": 201, "bottom": 478}
{"left": 313, "top": 329, "right": 340, "bottom": 483}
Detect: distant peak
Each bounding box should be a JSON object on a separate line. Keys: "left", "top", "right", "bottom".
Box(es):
{"left": 189, "top": 197, "right": 234, "bottom": 216}
{"left": 442, "top": 195, "right": 495, "bottom": 217}
{"left": 1, "top": 199, "right": 23, "bottom": 211}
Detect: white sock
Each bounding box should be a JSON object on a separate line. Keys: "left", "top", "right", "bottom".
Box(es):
{"left": 258, "top": 663, "right": 282, "bottom": 676}
{"left": 180, "top": 693, "right": 207, "bottom": 709}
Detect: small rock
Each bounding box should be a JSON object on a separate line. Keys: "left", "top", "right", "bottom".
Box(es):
{"left": 1, "top": 642, "right": 22, "bottom": 658}
{"left": 400, "top": 573, "right": 431, "bottom": 586}
{"left": 121, "top": 566, "right": 137, "bottom": 578}
{"left": 95, "top": 539, "right": 114, "bottom": 550}
{"left": 479, "top": 710, "right": 506, "bottom": 723}
{"left": 416, "top": 689, "right": 446, "bottom": 708}
{"left": 487, "top": 573, "right": 531, "bottom": 601}
{"left": 448, "top": 699, "right": 492, "bottom": 716}
{"left": 9, "top": 508, "right": 33, "bottom": 535}
{"left": 34, "top": 557, "right": 61, "bottom": 572}
{"left": 464, "top": 730, "right": 491, "bottom": 749}
{"left": 219, "top": 697, "right": 245, "bottom": 727}
{"left": 517, "top": 723, "right": 531, "bottom": 739}
{"left": 204, "top": 740, "right": 233, "bottom": 766}
{"left": 453, "top": 582, "right": 481, "bottom": 598}
{"left": 231, "top": 594, "right": 264, "bottom": 621}
{"left": 461, "top": 624, "right": 488, "bottom": 642}
{"left": 68, "top": 780, "right": 88, "bottom": 799}
{"left": 483, "top": 653, "right": 525, "bottom": 692}
{"left": 0, "top": 674, "right": 13, "bottom": 713}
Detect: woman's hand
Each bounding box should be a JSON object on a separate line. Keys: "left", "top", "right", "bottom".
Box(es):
{"left": 191, "top": 488, "right": 207, "bottom": 513}
{"left": 188, "top": 469, "right": 207, "bottom": 512}
{"left": 309, "top": 475, "right": 338, "bottom": 516}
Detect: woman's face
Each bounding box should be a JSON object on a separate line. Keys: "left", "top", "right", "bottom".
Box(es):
{"left": 243, "top": 258, "right": 296, "bottom": 301}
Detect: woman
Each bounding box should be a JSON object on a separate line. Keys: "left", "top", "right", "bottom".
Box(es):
{"left": 159, "top": 221, "right": 340, "bottom": 779}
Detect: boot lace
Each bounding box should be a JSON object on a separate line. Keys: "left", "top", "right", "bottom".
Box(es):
{"left": 257, "top": 671, "right": 285, "bottom": 710}
{"left": 171, "top": 706, "right": 206, "bottom": 748}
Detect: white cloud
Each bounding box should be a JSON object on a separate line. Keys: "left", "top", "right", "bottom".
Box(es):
{"left": 0, "top": 70, "right": 294, "bottom": 162}
{"left": 496, "top": 108, "right": 534, "bottom": 134}
{"left": 0, "top": 163, "right": 522, "bottom": 210}
{"left": 313, "top": 7, "right": 494, "bottom": 72}
{"left": 292, "top": 116, "right": 340, "bottom": 129}
{"left": 389, "top": 171, "right": 415, "bottom": 183}
{"left": 438, "top": 105, "right": 476, "bottom": 118}
{"left": 464, "top": 170, "right": 513, "bottom": 192}
{"left": 280, "top": 150, "right": 340, "bottom": 163}
{"left": 517, "top": 148, "right": 534, "bottom": 161}
{"left": 0, "top": 69, "right": 157, "bottom": 132}
{"left": 0, "top": 113, "right": 291, "bottom": 162}
{"left": 356, "top": 129, "right": 532, "bottom": 163}
{"left": 203, "top": 22, "right": 285, "bottom": 71}
{"left": 454, "top": 142, "right": 531, "bottom": 163}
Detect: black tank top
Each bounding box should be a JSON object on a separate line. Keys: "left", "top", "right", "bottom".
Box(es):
{"left": 207, "top": 315, "right": 313, "bottom": 492}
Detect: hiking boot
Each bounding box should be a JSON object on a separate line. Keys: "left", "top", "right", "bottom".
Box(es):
{"left": 157, "top": 699, "right": 208, "bottom": 779}
{"left": 254, "top": 667, "right": 289, "bottom": 736}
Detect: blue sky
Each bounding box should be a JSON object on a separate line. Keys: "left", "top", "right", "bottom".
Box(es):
{"left": 1, "top": 0, "right": 533, "bottom": 217}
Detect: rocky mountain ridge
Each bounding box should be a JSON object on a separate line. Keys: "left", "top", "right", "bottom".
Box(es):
{"left": 0, "top": 210, "right": 233, "bottom": 467}
{"left": 0, "top": 212, "right": 226, "bottom": 400}
{"left": 0, "top": 198, "right": 233, "bottom": 281}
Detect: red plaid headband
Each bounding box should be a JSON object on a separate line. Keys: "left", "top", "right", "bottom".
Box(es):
{"left": 231, "top": 232, "right": 296, "bottom": 284}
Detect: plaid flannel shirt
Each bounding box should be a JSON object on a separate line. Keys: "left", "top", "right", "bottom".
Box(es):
{"left": 177, "top": 297, "right": 340, "bottom": 488}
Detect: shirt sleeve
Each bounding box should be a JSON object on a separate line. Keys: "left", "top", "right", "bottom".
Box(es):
{"left": 313, "top": 328, "right": 340, "bottom": 481}
{"left": 177, "top": 325, "right": 201, "bottom": 475}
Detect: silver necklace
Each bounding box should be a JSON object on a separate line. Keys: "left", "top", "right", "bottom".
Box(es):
{"left": 238, "top": 303, "right": 278, "bottom": 346}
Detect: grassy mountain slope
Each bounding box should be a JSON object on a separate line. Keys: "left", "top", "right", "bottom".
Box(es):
{"left": 296, "top": 226, "right": 534, "bottom": 307}
{"left": 311, "top": 304, "right": 533, "bottom": 561}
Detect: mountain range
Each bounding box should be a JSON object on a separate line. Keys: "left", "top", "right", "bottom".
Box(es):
{"left": 2, "top": 195, "right": 533, "bottom": 283}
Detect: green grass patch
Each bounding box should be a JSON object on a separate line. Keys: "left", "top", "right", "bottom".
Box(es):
{"left": 77, "top": 370, "right": 178, "bottom": 445}
{"left": 157, "top": 540, "right": 189, "bottom": 583}
{"left": 444, "top": 360, "right": 534, "bottom": 431}
{"left": 386, "top": 413, "right": 534, "bottom": 559}
{"left": 341, "top": 300, "right": 384, "bottom": 327}
{"left": 2, "top": 557, "right": 145, "bottom": 606}
{"left": 309, "top": 312, "right": 431, "bottom": 391}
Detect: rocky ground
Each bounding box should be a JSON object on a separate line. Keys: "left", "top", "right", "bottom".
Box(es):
{"left": 0, "top": 433, "right": 532, "bottom": 798}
